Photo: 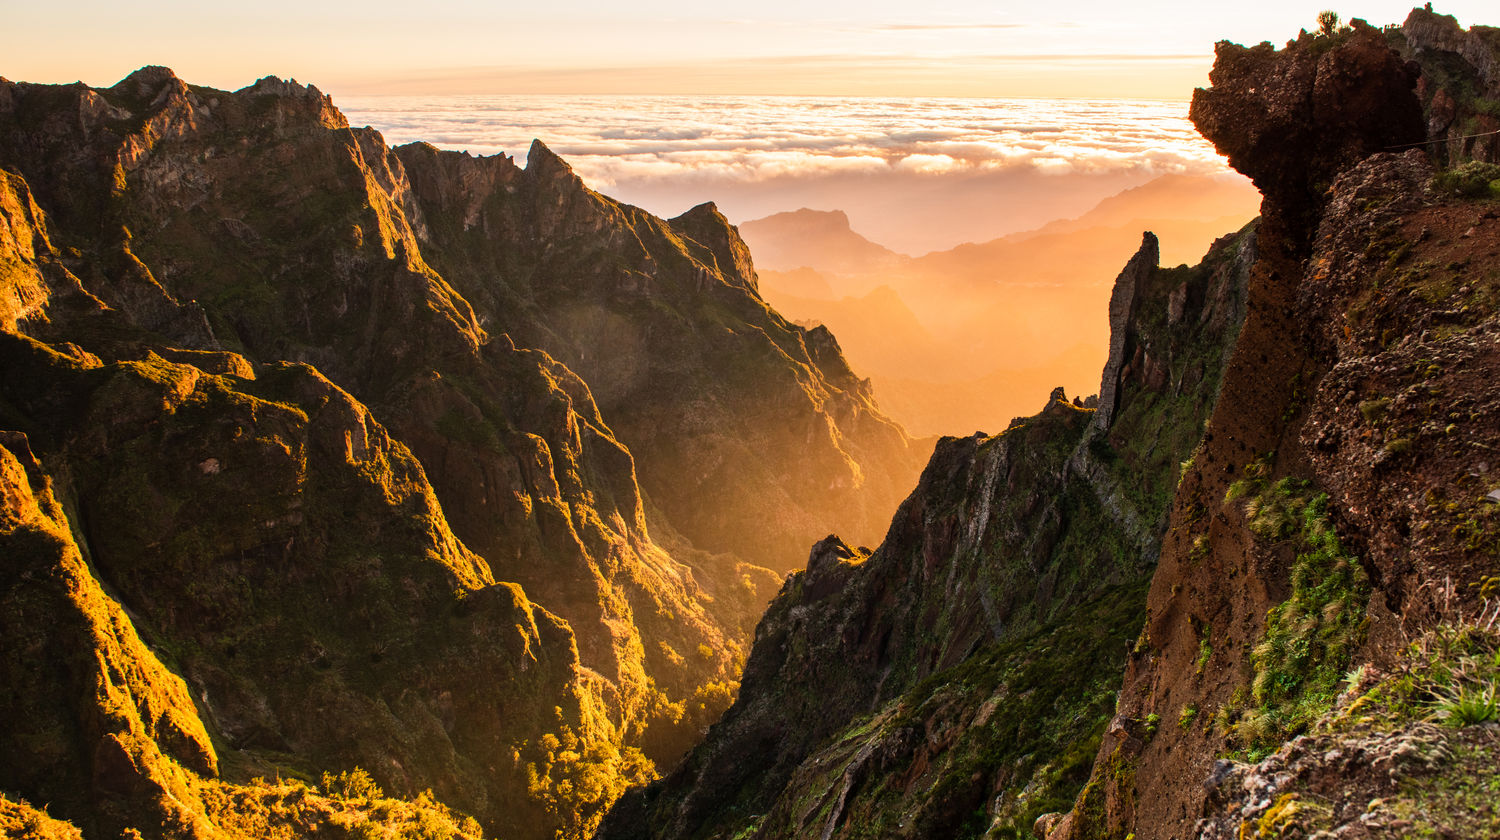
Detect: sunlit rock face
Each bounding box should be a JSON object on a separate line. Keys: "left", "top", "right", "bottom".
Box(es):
{"left": 0, "top": 65, "right": 915, "bottom": 840}
{"left": 394, "top": 140, "right": 925, "bottom": 576}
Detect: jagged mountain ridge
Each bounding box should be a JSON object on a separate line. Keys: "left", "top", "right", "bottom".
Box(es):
{"left": 392, "top": 141, "right": 923, "bottom": 574}
{"left": 0, "top": 66, "right": 917, "bottom": 840}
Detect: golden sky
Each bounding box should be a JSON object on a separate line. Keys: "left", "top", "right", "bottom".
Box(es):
{"left": 6, "top": 2, "right": 1494, "bottom": 98}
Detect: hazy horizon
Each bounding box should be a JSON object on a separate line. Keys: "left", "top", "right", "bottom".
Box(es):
{"left": 341, "top": 93, "right": 1241, "bottom": 254}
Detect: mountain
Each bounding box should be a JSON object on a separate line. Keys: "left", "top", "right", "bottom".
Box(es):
{"left": 0, "top": 66, "right": 919, "bottom": 840}
{"left": 741, "top": 175, "right": 1262, "bottom": 437}
{"left": 738, "top": 209, "right": 903, "bottom": 284}
{"left": 601, "top": 9, "right": 1500, "bottom": 840}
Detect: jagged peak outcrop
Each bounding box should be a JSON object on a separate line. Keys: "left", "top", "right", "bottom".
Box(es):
{"left": 109, "top": 65, "right": 183, "bottom": 98}
{"left": 1093, "top": 231, "right": 1159, "bottom": 432}
{"left": 1403, "top": 6, "right": 1500, "bottom": 94}
{"left": 1190, "top": 22, "right": 1423, "bottom": 242}
{"left": 667, "top": 200, "right": 760, "bottom": 294}
{"left": 526, "top": 137, "right": 577, "bottom": 181}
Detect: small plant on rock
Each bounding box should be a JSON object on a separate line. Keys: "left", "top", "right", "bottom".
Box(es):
{"left": 1317, "top": 10, "right": 1340, "bottom": 37}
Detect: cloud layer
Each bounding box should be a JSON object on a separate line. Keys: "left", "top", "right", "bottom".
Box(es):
{"left": 341, "top": 95, "right": 1234, "bottom": 253}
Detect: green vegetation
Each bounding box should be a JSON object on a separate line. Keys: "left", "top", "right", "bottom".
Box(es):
{"left": 1178, "top": 704, "right": 1199, "bottom": 729}
{"left": 1262, "top": 611, "right": 1500, "bottom": 839}
{"left": 200, "top": 776, "right": 485, "bottom": 840}
{"left": 1195, "top": 630, "right": 1213, "bottom": 676}
{"left": 1333, "top": 611, "right": 1500, "bottom": 731}
{"left": 0, "top": 795, "right": 82, "bottom": 840}
{"left": 1317, "top": 10, "right": 1340, "bottom": 37}
{"left": 885, "top": 582, "right": 1147, "bottom": 840}
{"left": 1432, "top": 161, "right": 1500, "bottom": 199}
{"left": 1219, "top": 459, "right": 1370, "bottom": 757}
{"left": 321, "top": 768, "right": 384, "bottom": 800}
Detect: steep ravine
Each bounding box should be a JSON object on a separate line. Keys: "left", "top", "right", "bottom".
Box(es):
{"left": 601, "top": 9, "right": 1500, "bottom": 840}
{"left": 597, "top": 222, "right": 1256, "bottom": 839}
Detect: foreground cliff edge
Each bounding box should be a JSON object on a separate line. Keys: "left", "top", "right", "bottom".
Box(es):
{"left": 601, "top": 8, "right": 1500, "bottom": 840}
{"left": 0, "top": 67, "right": 923, "bottom": 839}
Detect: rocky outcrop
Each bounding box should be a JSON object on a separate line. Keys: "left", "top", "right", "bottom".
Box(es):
{"left": 1053, "top": 16, "right": 1500, "bottom": 840}
{"left": 1399, "top": 7, "right": 1500, "bottom": 164}
{"left": 1189, "top": 21, "right": 1424, "bottom": 245}
{"left": 1093, "top": 232, "right": 1160, "bottom": 431}
{"left": 599, "top": 219, "right": 1253, "bottom": 840}
{"left": 1403, "top": 7, "right": 1500, "bottom": 94}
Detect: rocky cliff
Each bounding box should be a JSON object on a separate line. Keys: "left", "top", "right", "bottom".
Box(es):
{"left": 1398, "top": 6, "right": 1500, "bottom": 164}
{"left": 600, "top": 10, "right": 1500, "bottom": 840}
{"left": 597, "top": 218, "right": 1256, "bottom": 838}
{"left": 0, "top": 67, "right": 916, "bottom": 840}
{"left": 1052, "top": 14, "right": 1500, "bottom": 839}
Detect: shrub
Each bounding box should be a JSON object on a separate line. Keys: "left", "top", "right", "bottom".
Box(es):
{"left": 1433, "top": 681, "right": 1500, "bottom": 726}
{"left": 1433, "top": 161, "right": 1500, "bottom": 199}
{"left": 321, "top": 768, "right": 383, "bottom": 800}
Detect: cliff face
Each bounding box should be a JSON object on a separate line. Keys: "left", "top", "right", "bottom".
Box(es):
{"left": 602, "top": 12, "right": 1500, "bottom": 840}
{"left": 598, "top": 221, "right": 1255, "bottom": 838}
{"left": 1051, "top": 16, "right": 1500, "bottom": 840}
{"left": 1399, "top": 6, "right": 1500, "bottom": 164}
{"left": 0, "top": 67, "right": 911, "bottom": 840}
{"left": 393, "top": 142, "right": 923, "bottom": 575}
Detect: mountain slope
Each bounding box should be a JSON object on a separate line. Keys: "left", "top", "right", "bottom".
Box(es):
{"left": 0, "top": 67, "right": 916, "bottom": 840}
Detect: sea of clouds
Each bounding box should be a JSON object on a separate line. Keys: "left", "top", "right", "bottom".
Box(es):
{"left": 340, "top": 95, "right": 1232, "bottom": 254}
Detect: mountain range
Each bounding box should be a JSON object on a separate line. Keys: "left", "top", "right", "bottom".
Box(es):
{"left": 0, "top": 65, "right": 919, "bottom": 840}
{"left": 4, "top": 6, "right": 1500, "bottom": 840}
{"left": 741, "top": 175, "right": 1263, "bottom": 437}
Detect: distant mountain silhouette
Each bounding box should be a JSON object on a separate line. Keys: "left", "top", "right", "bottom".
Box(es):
{"left": 743, "top": 173, "right": 1261, "bottom": 436}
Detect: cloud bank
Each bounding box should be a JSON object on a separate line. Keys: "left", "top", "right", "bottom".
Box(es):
{"left": 341, "top": 95, "right": 1235, "bottom": 253}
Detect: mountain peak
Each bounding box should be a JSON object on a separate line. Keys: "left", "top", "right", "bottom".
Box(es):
{"left": 525, "top": 138, "right": 575, "bottom": 180}
{"left": 108, "top": 66, "right": 194, "bottom": 111}
{"left": 111, "top": 65, "right": 180, "bottom": 97}
{"left": 241, "top": 74, "right": 325, "bottom": 101}
{"left": 672, "top": 200, "right": 724, "bottom": 224}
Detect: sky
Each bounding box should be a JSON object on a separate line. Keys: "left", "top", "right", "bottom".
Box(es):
{"left": 5, "top": 2, "right": 1496, "bottom": 99}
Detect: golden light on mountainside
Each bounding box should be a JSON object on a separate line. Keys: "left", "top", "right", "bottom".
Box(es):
{"left": 6, "top": 5, "right": 1500, "bottom": 840}
{"left": 744, "top": 174, "right": 1264, "bottom": 436}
